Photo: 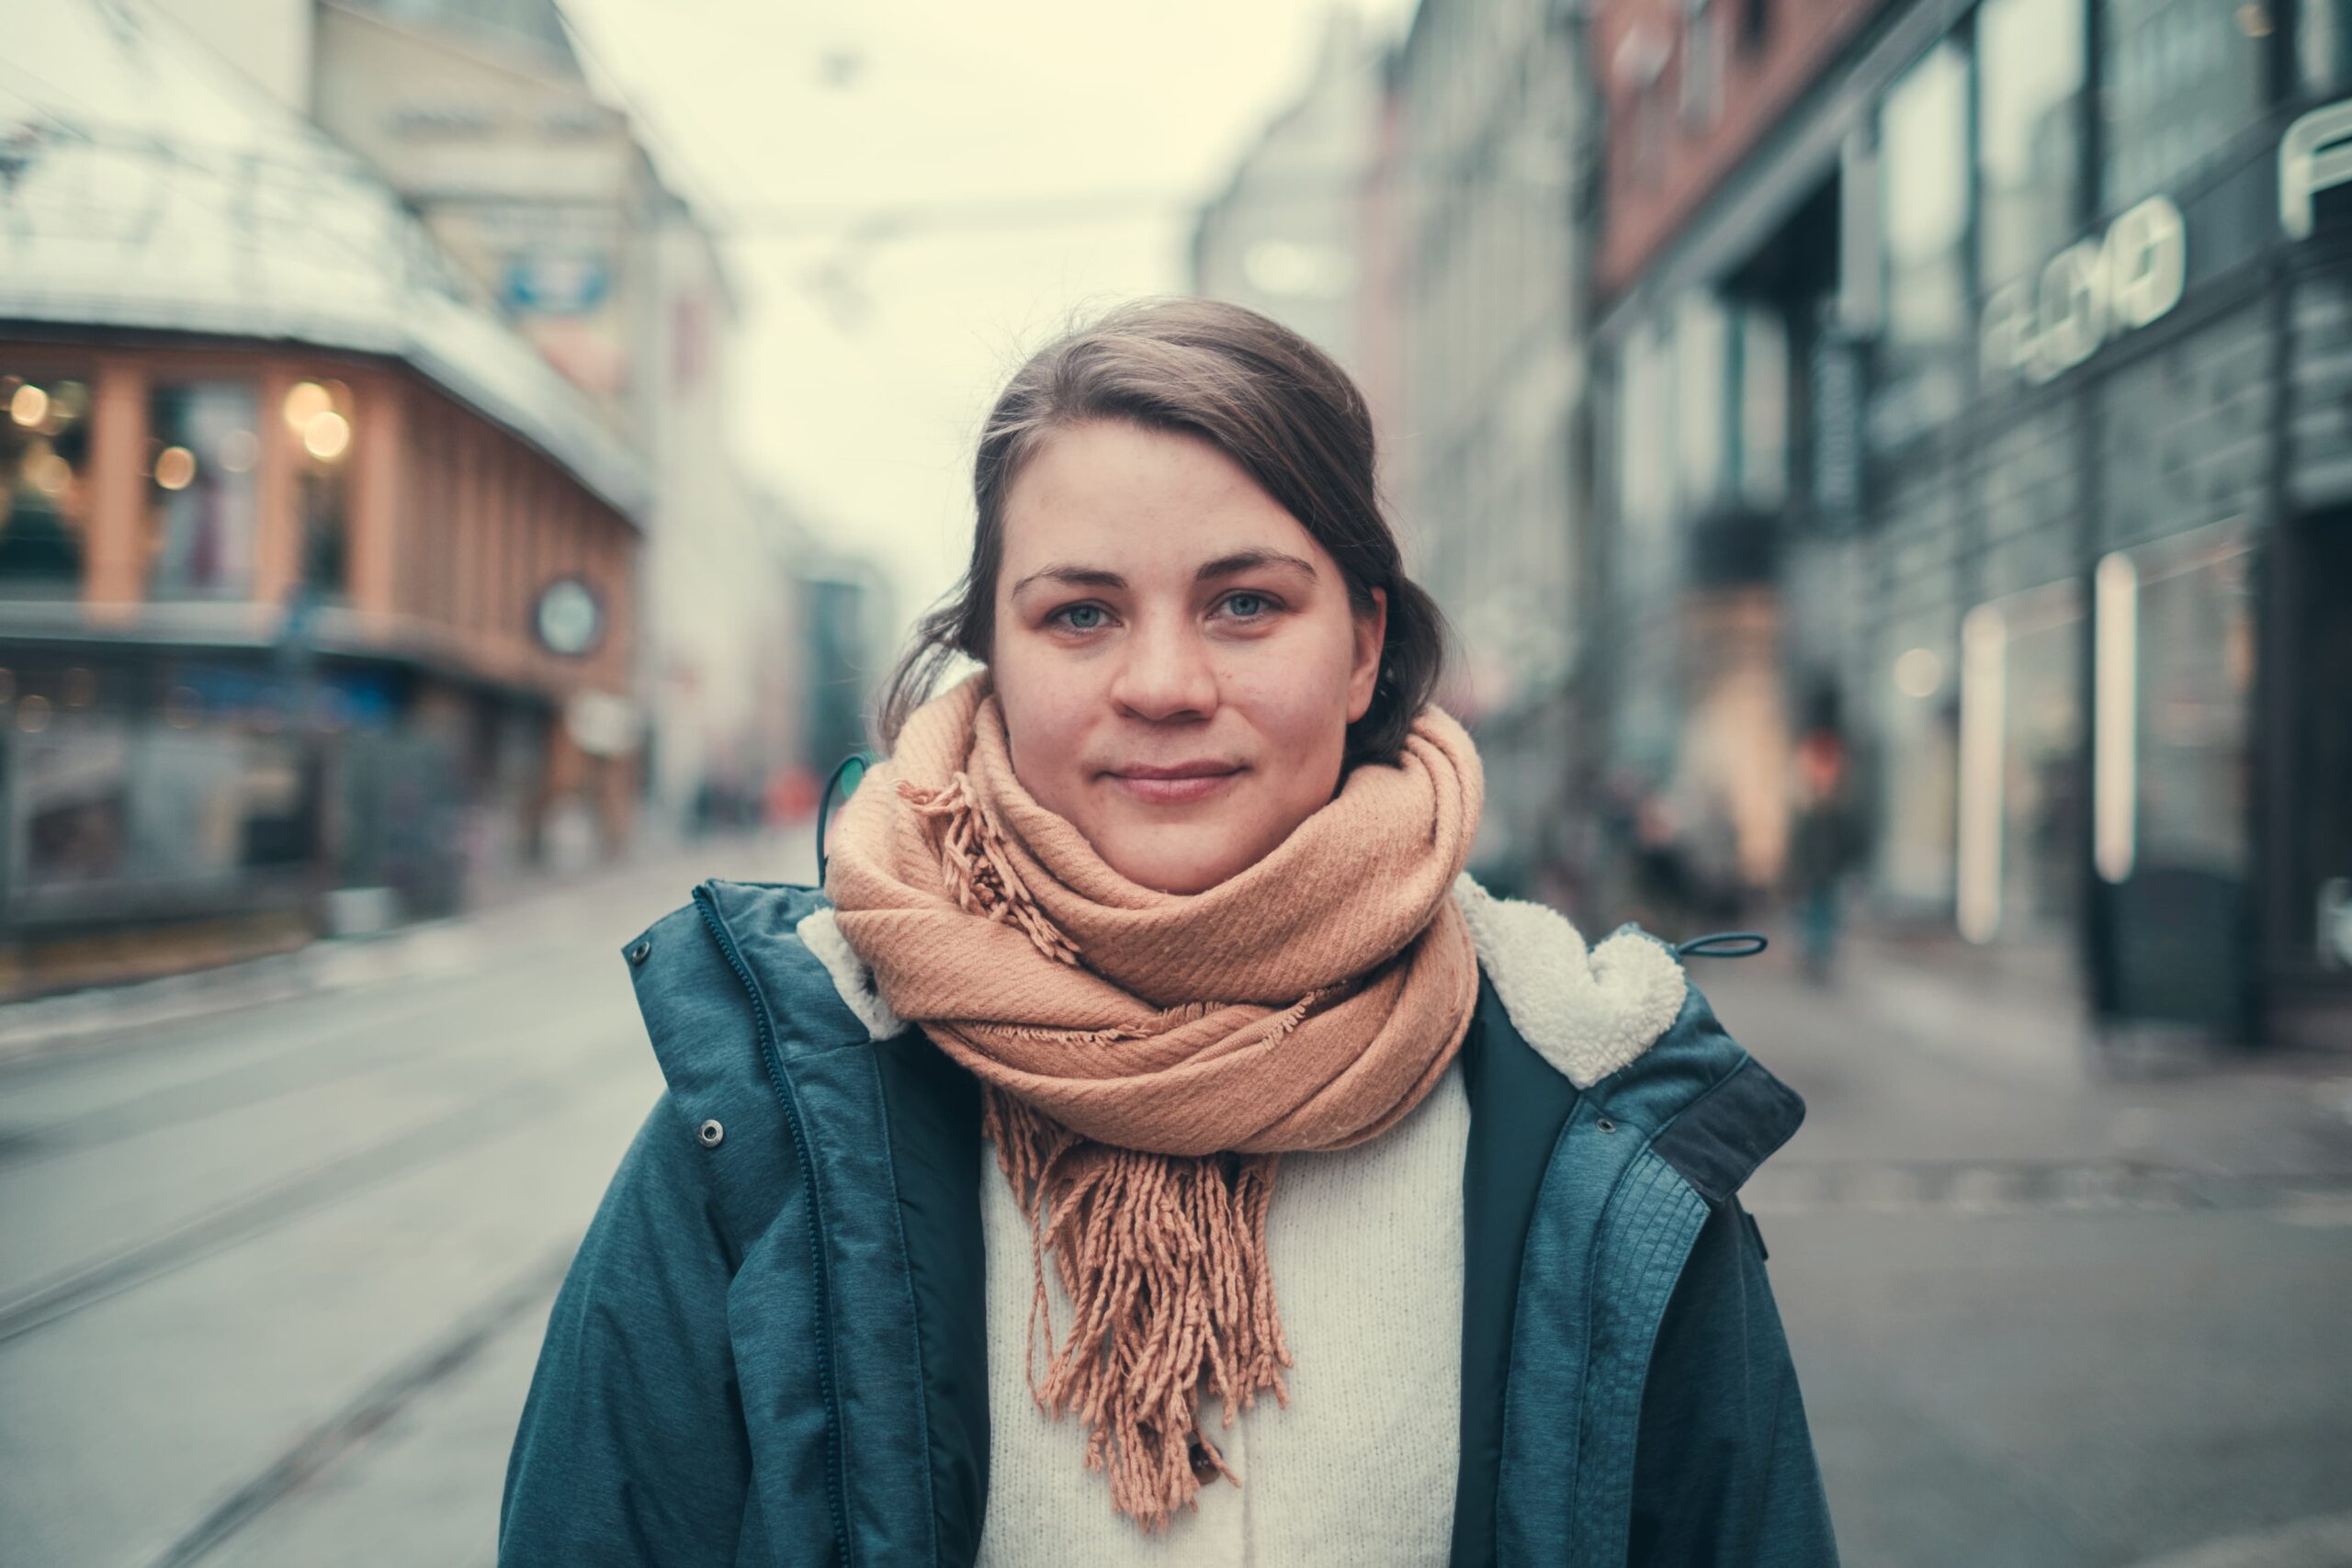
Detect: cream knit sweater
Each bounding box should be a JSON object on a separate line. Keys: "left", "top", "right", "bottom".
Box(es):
{"left": 973, "top": 1060, "right": 1470, "bottom": 1566}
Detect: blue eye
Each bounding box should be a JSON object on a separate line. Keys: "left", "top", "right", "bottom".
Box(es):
{"left": 1054, "top": 604, "right": 1107, "bottom": 631}
{"left": 1223, "top": 592, "right": 1270, "bottom": 619}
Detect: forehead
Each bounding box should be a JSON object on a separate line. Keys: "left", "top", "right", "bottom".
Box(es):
{"left": 1000, "top": 421, "right": 1314, "bottom": 567}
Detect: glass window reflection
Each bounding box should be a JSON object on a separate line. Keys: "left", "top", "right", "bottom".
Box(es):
{"left": 1, "top": 371, "right": 94, "bottom": 591}
{"left": 1978, "top": 0, "right": 2085, "bottom": 289}
{"left": 147, "top": 381, "right": 260, "bottom": 599}
{"left": 2104, "top": 0, "right": 2269, "bottom": 209}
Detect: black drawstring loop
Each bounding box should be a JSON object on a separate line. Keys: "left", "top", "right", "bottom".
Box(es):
{"left": 1674, "top": 931, "right": 1770, "bottom": 960}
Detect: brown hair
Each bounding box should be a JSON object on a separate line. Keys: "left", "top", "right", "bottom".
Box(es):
{"left": 877, "top": 296, "right": 1449, "bottom": 766}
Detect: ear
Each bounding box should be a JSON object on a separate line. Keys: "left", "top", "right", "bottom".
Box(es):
{"left": 1345, "top": 586, "right": 1388, "bottom": 725}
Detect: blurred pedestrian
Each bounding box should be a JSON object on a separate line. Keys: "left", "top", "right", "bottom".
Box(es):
{"left": 1785, "top": 715, "right": 1860, "bottom": 984}
{"left": 502, "top": 299, "right": 1838, "bottom": 1566}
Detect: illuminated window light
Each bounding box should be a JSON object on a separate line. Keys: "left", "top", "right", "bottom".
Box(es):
{"left": 1957, "top": 605, "right": 2006, "bottom": 943}
{"left": 2094, "top": 551, "right": 2139, "bottom": 884}
{"left": 1894, "top": 646, "right": 1944, "bottom": 699}
{"left": 302, "top": 410, "right": 352, "bottom": 461}
{"left": 283, "top": 380, "right": 333, "bottom": 430}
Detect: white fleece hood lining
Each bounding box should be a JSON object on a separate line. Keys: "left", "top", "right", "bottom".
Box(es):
{"left": 797, "top": 876, "right": 1688, "bottom": 1089}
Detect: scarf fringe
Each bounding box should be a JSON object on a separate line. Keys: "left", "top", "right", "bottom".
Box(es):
{"left": 985, "top": 1086, "right": 1295, "bottom": 1532}
{"left": 899, "top": 773, "right": 1083, "bottom": 967}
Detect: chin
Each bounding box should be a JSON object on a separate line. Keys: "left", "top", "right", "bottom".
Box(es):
{"left": 1095, "top": 825, "right": 1257, "bottom": 896}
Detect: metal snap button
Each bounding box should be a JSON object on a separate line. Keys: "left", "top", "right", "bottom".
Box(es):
{"left": 697, "top": 1118, "right": 724, "bottom": 1149}
{"left": 1596, "top": 1116, "right": 1618, "bottom": 1134}
{"left": 628, "top": 939, "right": 652, "bottom": 965}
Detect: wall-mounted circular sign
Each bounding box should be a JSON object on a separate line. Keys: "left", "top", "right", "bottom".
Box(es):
{"left": 534, "top": 577, "right": 604, "bottom": 658}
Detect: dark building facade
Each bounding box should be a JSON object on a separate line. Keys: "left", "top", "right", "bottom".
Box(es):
{"left": 1587, "top": 0, "right": 2352, "bottom": 1046}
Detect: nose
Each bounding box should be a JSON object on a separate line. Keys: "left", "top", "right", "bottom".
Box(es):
{"left": 1107, "top": 615, "right": 1218, "bottom": 723}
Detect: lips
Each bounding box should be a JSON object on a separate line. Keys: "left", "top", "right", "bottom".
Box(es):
{"left": 1102, "top": 761, "right": 1244, "bottom": 805}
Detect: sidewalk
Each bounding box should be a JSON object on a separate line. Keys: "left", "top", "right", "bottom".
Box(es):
{"left": 1695, "top": 929, "right": 2352, "bottom": 1211}
{"left": 0, "top": 827, "right": 814, "bottom": 1066}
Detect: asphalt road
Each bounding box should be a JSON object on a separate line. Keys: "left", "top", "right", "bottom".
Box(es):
{"left": 0, "top": 840, "right": 795, "bottom": 1568}
{"left": 2, "top": 855, "right": 2346, "bottom": 1567}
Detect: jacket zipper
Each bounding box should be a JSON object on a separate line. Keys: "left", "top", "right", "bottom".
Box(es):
{"left": 692, "top": 885, "right": 857, "bottom": 1566}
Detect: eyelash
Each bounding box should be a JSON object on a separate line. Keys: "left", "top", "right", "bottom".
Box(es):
{"left": 1047, "top": 592, "right": 1278, "bottom": 633}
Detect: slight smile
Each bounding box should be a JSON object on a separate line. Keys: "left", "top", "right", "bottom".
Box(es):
{"left": 1102, "top": 761, "right": 1246, "bottom": 805}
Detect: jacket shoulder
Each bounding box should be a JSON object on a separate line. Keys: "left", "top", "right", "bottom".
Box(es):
{"left": 621, "top": 879, "right": 892, "bottom": 1107}
{"left": 1452, "top": 874, "right": 1805, "bottom": 1200}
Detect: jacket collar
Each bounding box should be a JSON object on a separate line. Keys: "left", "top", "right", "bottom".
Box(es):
{"left": 792, "top": 872, "right": 1693, "bottom": 1079}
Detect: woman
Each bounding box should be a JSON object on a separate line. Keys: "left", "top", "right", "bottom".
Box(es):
{"left": 501, "top": 299, "right": 1838, "bottom": 1566}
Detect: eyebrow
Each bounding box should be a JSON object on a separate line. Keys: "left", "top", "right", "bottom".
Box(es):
{"left": 1007, "top": 548, "right": 1319, "bottom": 600}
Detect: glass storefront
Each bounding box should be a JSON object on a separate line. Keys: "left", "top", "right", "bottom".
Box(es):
{"left": 1957, "top": 580, "right": 2084, "bottom": 943}
{"left": 1, "top": 370, "right": 93, "bottom": 591}
{"left": 2103, "top": 0, "right": 2271, "bottom": 210}
{"left": 284, "top": 378, "right": 356, "bottom": 598}
{"left": 1673, "top": 291, "right": 1731, "bottom": 511}
{"left": 147, "top": 380, "right": 261, "bottom": 599}
{"left": 1977, "top": 0, "right": 2086, "bottom": 290}
{"left": 7, "top": 697, "right": 323, "bottom": 913}
{"left": 1875, "top": 614, "right": 1961, "bottom": 910}
{"left": 1875, "top": 38, "right": 1973, "bottom": 449}
{"left": 2305, "top": 0, "right": 2352, "bottom": 93}
{"left": 2132, "top": 522, "right": 2256, "bottom": 882}
{"left": 2094, "top": 518, "right": 2257, "bottom": 1027}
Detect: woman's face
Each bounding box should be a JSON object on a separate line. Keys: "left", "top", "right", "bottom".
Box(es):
{"left": 989, "top": 420, "right": 1386, "bottom": 896}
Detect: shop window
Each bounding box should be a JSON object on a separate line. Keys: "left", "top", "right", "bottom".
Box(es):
{"left": 2096, "top": 521, "right": 2256, "bottom": 886}
{"left": 1978, "top": 0, "right": 2086, "bottom": 290}
{"left": 2304, "top": 0, "right": 2352, "bottom": 95}
{"left": 1673, "top": 291, "right": 1731, "bottom": 512}
{"left": 12, "top": 716, "right": 321, "bottom": 907}
{"left": 2103, "top": 0, "right": 2271, "bottom": 211}
{"left": 2092, "top": 519, "right": 2256, "bottom": 1028}
{"left": 1, "top": 370, "right": 93, "bottom": 592}
{"left": 1875, "top": 619, "right": 1961, "bottom": 910}
{"left": 1875, "top": 38, "right": 1973, "bottom": 449}
{"left": 146, "top": 380, "right": 260, "bottom": 599}
{"left": 1733, "top": 305, "right": 1789, "bottom": 508}
{"left": 1617, "top": 319, "right": 1679, "bottom": 600}
{"left": 1956, "top": 581, "right": 2084, "bottom": 944}
{"left": 19, "top": 717, "right": 132, "bottom": 891}
{"left": 282, "top": 378, "right": 356, "bottom": 599}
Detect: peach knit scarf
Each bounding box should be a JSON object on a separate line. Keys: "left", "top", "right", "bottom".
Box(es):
{"left": 823, "top": 671, "right": 1483, "bottom": 1530}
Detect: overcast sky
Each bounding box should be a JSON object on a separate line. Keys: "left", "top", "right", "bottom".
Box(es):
{"left": 558, "top": 0, "right": 1410, "bottom": 633}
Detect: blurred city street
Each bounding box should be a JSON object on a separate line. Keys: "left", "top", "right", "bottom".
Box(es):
{"left": 5, "top": 0, "right": 2352, "bottom": 1562}
{"left": 1713, "top": 950, "right": 2352, "bottom": 1568}
{"left": 0, "top": 833, "right": 807, "bottom": 1568}
{"left": 3, "top": 873, "right": 2348, "bottom": 1566}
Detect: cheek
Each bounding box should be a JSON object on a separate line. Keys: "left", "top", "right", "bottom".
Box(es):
{"left": 991, "top": 644, "right": 1098, "bottom": 788}
{"left": 1226, "top": 634, "right": 1357, "bottom": 761}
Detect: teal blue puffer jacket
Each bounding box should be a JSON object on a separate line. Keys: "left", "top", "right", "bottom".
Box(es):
{"left": 500, "top": 877, "right": 1838, "bottom": 1566}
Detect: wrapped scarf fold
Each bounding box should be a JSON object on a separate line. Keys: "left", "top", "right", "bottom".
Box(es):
{"left": 823, "top": 671, "right": 1483, "bottom": 1529}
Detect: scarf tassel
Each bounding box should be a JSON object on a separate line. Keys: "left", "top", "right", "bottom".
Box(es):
{"left": 985, "top": 1087, "right": 1295, "bottom": 1531}
{"left": 899, "top": 773, "right": 1083, "bottom": 967}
